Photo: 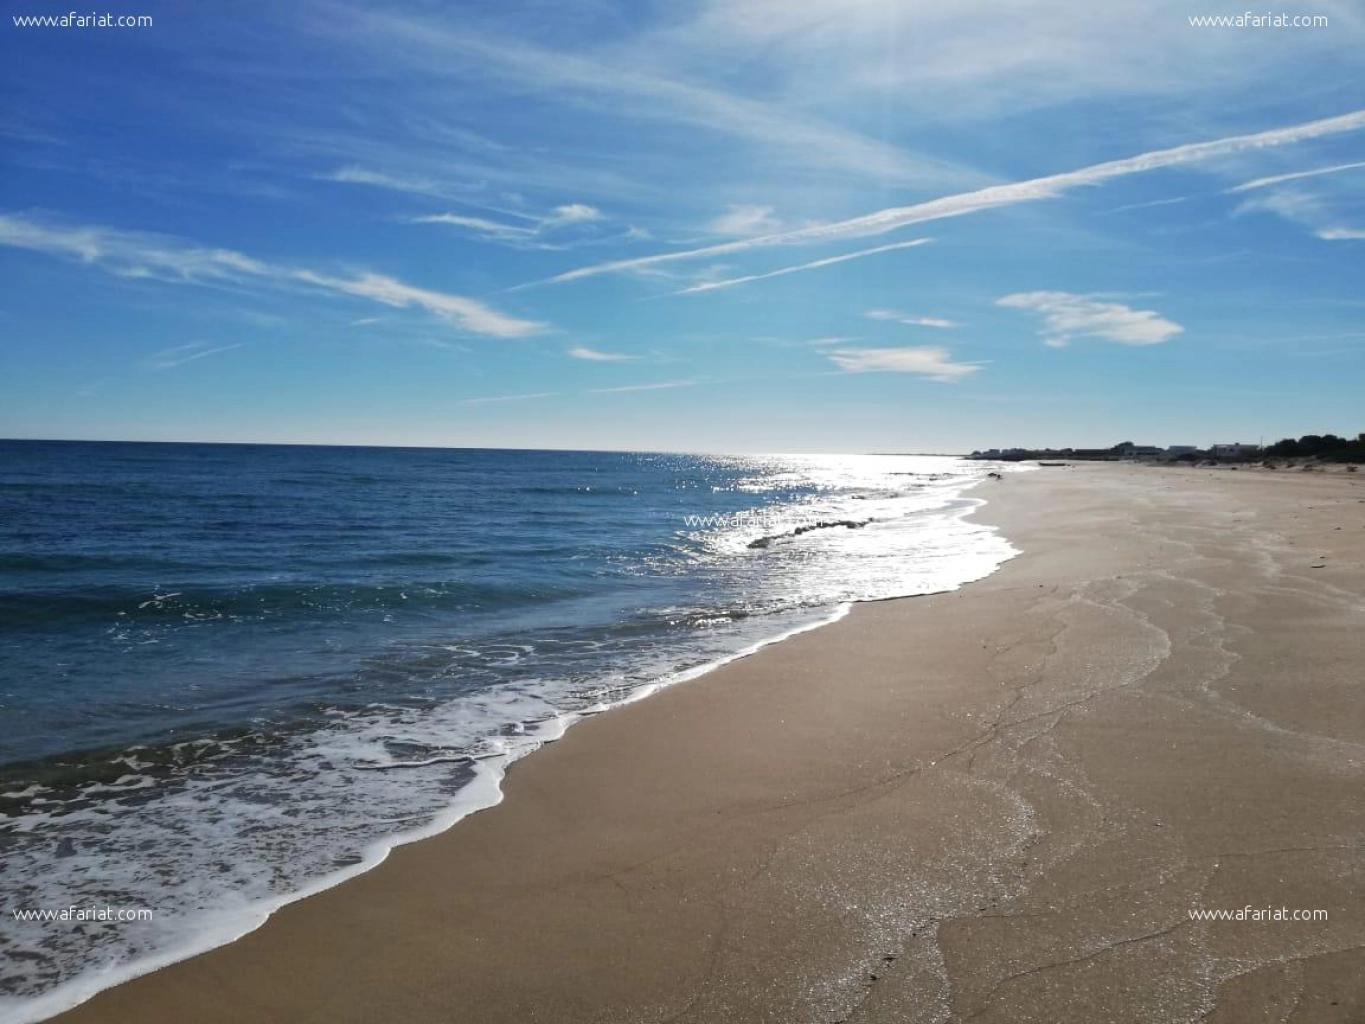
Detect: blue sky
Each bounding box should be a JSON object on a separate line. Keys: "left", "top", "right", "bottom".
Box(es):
{"left": 1, "top": 0, "right": 1363, "bottom": 452}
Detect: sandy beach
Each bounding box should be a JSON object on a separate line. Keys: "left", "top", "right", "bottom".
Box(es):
{"left": 50, "top": 462, "right": 1365, "bottom": 1024}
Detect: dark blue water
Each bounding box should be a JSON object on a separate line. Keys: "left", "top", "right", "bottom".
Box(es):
{"left": 0, "top": 441, "right": 1015, "bottom": 1021}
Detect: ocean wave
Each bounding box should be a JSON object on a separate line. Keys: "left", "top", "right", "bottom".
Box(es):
{"left": 0, "top": 578, "right": 591, "bottom": 630}
{"left": 0, "top": 448, "right": 1026, "bottom": 1022}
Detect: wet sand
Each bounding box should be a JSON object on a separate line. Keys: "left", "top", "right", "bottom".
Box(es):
{"left": 52, "top": 462, "right": 1365, "bottom": 1023}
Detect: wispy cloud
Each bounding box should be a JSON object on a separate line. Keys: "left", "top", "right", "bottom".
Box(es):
{"left": 826, "top": 346, "right": 980, "bottom": 381}
{"left": 671, "top": 239, "right": 933, "bottom": 296}
{"left": 866, "top": 308, "right": 957, "bottom": 328}
{"left": 414, "top": 203, "right": 603, "bottom": 248}
{"left": 414, "top": 212, "right": 541, "bottom": 241}
{"left": 319, "top": 167, "right": 544, "bottom": 221}
{"left": 143, "top": 341, "right": 246, "bottom": 371}
{"left": 539, "top": 109, "right": 1365, "bottom": 285}
{"left": 458, "top": 391, "right": 558, "bottom": 404}
{"left": 998, "top": 291, "right": 1184, "bottom": 347}
{"left": 551, "top": 204, "right": 601, "bottom": 225}
{"left": 0, "top": 212, "right": 544, "bottom": 338}
{"left": 589, "top": 379, "right": 697, "bottom": 393}
{"left": 568, "top": 346, "right": 636, "bottom": 361}
{"left": 337, "top": 8, "right": 969, "bottom": 187}
{"left": 1233, "top": 181, "right": 1365, "bottom": 243}
{"left": 293, "top": 269, "right": 544, "bottom": 337}
{"left": 707, "top": 204, "right": 783, "bottom": 237}
{"left": 1227, "top": 161, "right": 1365, "bottom": 192}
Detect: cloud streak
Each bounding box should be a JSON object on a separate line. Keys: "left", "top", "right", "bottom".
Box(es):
{"left": 539, "top": 109, "right": 1365, "bottom": 286}
{"left": 458, "top": 391, "right": 558, "bottom": 404}
{"left": 707, "top": 204, "right": 783, "bottom": 237}
{"left": 144, "top": 341, "right": 247, "bottom": 371}
{"left": 0, "top": 213, "right": 544, "bottom": 338}
{"left": 670, "top": 239, "right": 933, "bottom": 296}
{"left": 589, "top": 379, "right": 697, "bottom": 393}
{"left": 866, "top": 309, "right": 957, "bottom": 328}
{"left": 997, "top": 292, "right": 1184, "bottom": 347}
{"left": 1227, "top": 160, "right": 1365, "bottom": 192}
{"left": 414, "top": 203, "right": 603, "bottom": 247}
{"left": 826, "top": 346, "right": 980, "bottom": 381}
{"left": 568, "top": 346, "right": 636, "bottom": 361}
{"left": 341, "top": 8, "right": 968, "bottom": 187}
{"left": 1317, "top": 227, "right": 1365, "bottom": 240}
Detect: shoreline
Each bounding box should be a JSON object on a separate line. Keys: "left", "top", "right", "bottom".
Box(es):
{"left": 11, "top": 475, "right": 1018, "bottom": 1024}
{"left": 38, "top": 462, "right": 1365, "bottom": 1022}
{"left": 11, "top": 595, "right": 865, "bottom": 1024}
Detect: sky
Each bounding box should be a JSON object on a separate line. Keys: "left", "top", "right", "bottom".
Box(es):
{"left": 1, "top": 0, "right": 1363, "bottom": 453}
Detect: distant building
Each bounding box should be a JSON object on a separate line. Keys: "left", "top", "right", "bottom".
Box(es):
{"left": 1166, "top": 445, "right": 1200, "bottom": 455}
{"left": 1211, "top": 443, "right": 1260, "bottom": 457}
{"left": 1113, "top": 442, "right": 1163, "bottom": 456}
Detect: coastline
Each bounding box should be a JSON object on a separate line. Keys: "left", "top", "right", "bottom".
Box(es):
{"left": 2, "top": 456, "right": 1011, "bottom": 1024}
{"left": 41, "top": 462, "right": 1365, "bottom": 1022}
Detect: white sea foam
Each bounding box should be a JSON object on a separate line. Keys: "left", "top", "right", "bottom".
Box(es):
{"left": 0, "top": 457, "right": 1028, "bottom": 1024}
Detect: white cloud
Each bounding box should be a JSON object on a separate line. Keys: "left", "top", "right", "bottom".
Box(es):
{"left": 589, "top": 379, "right": 697, "bottom": 393}
{"left": 459, "top": 391, "right": 558, "bottom": 404}
{"left": 686, "top": 0, "right": 1365, "bottom": 118}
{"left": 321, "top": 167, "right": 546, "bottom": 220}
{"left": 672, "top": 239, "right": 932, "bottom": 295}
{"left": 1227, "top": 160, "right": 1365, "bottom": 192}
{"left": 0, "top": 213, "right": 270, "bottom": 281}
{"left": 0, "top": 212, "right": 544, "bottom": 338}
{"left": 144, "top": 341, "right": 246, "bottom": 371}
{"left": 865, "top": 309, "right": 957, "bottom": 328}
{"left": 997, "top": 291, "right": 1183, "bottom": 347}
{"left": 293, "top": 270, "right": 544, "bottom": 337}
{"left": 414, "top": 203, "right": 605, "bottom": 248}
{"left": 539, "top": 108, "right": 1365, "bottom": 285}
{"left": 826, "top": 346, "right": 980, "bottom": 381}
{"left": 1233, "top": 182, "right": 1365, "bottom": 242}
{"left": 707, "top": 205, "right": 783, "bottom": 236}
{"left": 414, "top": 213, "right": 538, "bottom": 241}
{"left": 548, "top": 203, "right": 601, "bottom": 225}
{"left": 568, "top": 346, "right": 636, "bottom": 361}
{"left": 340, "top": 9, "right": 969, "bottom": 186}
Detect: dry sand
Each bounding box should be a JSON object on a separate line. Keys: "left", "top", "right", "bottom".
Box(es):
{"left": 52, "top": 463, "right": 1365, "bottom": 1023}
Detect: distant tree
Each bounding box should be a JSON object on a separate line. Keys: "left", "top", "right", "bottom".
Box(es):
{"left": 1265, "top": 430, "right": 1365, "bottom": 461}
{"left": 1265, "top": 437, "right": 1302, "bottom": 456}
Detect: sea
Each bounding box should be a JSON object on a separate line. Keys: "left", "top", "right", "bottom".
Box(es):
{"left": 0, "top": 441, "right": 1022, "bottom": 1021}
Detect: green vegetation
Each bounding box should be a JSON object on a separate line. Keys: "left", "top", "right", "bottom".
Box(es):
{"left": 1263, "top": 432, "right": 1365, "bottom": 462}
